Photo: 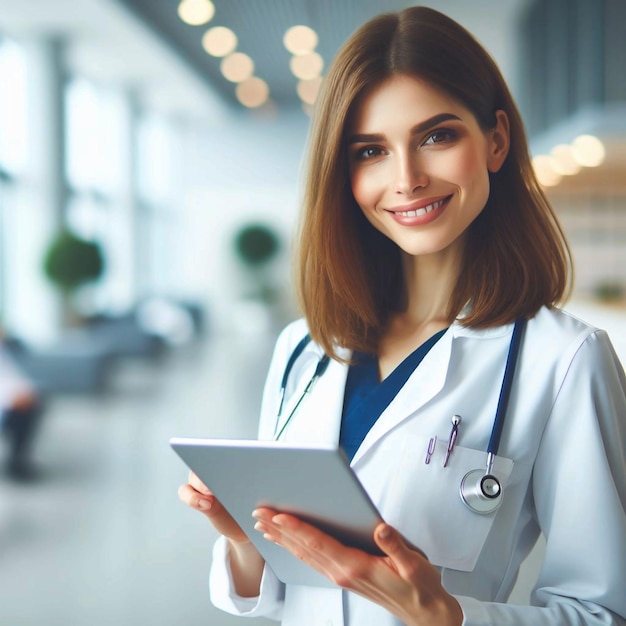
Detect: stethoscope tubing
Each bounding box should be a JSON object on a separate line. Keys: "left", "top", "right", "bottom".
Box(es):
{"left": 275, "top": 339, "right": 329, "bottom": 440}
{"left": 487, "top": 319, "right": 526, "bottom": 459}
{"left": 277, "top": 333, "right": 316, "bottom": 417}
{"left": 461, "top": 318, "right": 526, "bottom": 513}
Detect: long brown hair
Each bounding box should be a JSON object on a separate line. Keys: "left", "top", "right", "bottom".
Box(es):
{"left": 296, "top": 6, "right": 572, "bottom": 359}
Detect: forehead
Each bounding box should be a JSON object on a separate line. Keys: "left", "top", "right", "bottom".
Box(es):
{"left": 348, "top": 74, "right": 473, "bottom": 132}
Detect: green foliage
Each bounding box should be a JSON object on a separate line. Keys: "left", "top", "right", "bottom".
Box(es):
{"left": 593, "top": 281, "right": 624, "bottom": 302}
{"left": 43, "top": 230, "right": 105, "bottom": 293}
{"left": 234, "top": 223, "right": 280, "bottom": 267}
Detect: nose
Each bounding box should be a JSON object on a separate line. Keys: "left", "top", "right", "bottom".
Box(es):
{"left": 394, "top": 152, "right": 428, "bottom": 195}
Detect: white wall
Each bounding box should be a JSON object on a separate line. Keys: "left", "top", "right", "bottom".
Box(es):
{"left": 175, "top": 109, "right": 311, "bottom": 331}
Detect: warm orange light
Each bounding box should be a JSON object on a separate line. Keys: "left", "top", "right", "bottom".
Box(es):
{"left": 550, "top": 144, "right": 581, "bottom": 176}
{"left": 221, "top": 52, "right": 254, "bottom": 83}
{"left": 283, "top": 25, "right": 318, "bottom": 55}
{"left": 532, "top": 155, "right": 562, "bottom": 187}
{"left": 202, "top": 26, "right": 237, "bottom": 57}
{"left": 177, "top": 0, "right": 215, "bottom": 26}
{"left": 571, "top": 134, "right": 606, "bottom": 167}
{"left": 236, "top": 77, "right": 270, "bottom": 108}
{"left": 296, "top": 77, "right": 323, "bottom": 105}
{"left": 289, "top": 52, "right": 323, "bottom": 80}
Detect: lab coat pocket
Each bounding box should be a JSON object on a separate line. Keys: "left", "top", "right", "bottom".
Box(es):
{"left": 390, "top": 437, "right": 513, "bottom": 573}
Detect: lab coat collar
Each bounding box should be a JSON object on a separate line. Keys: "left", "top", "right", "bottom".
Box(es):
{"left": 449, "top": 321, "right": 513, "bottom": 339}
{"left": 350, "top": 319, "right": 516, "bottom": 465}
{"left": 451, "top": 304, "right": 514, "bottom": 339}
{"left": 292, "top": 319, "right": 515, "bottom": 463}
{"left": 298, "top": 319, "right": 513, "bottom": 361}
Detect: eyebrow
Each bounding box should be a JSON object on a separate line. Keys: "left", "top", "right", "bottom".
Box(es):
{"left": 348, "top": 112, "right": 462, "bottom": 144}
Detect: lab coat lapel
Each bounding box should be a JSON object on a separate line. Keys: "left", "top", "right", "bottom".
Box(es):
{"left": 350, "top": 322, "right": 513, "bottom": 465}
{"left": 350, "top": 329, "right": 453, "bottom": 465}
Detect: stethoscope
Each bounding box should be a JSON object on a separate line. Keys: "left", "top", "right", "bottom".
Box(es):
{"left": 274, "top": 334, "right": 330, "bottom": 441}
{"left": 274, "top": 319, "right": 526, "bottom": 516}
{"left": 458, "top": 318, "right": 525, "bottom": 514}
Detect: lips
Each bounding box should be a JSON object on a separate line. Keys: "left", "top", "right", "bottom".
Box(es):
{"left": 393, "top": 197, "right": 448, "bottom": 217}
{"left": 385, "top": 195, "right": 452, "bottom": 225}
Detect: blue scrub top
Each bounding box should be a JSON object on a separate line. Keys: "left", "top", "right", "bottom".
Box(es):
{"left": 340, "top": 328, "right": 447, "bottom": 461}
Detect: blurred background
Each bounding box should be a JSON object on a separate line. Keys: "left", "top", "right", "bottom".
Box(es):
{"left": 0, "top": 0, "right": 624, "bottom": 624}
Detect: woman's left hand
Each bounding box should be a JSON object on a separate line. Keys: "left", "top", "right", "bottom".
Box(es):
{"left": 252, "top": 508, "right": 463, "bottom": 626}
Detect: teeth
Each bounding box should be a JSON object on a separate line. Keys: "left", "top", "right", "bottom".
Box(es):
{"left": 397, "top": 199, "right": 444, "bottom": 217}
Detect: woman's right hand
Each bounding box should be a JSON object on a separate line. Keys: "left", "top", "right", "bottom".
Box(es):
{"left": 177, "top": 470, "right": 249, "bottom": 544}
{"left": 178, "top": 470, "right": 265, "bottom": 597}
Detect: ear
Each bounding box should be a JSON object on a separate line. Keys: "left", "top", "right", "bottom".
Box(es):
{"left": 486, "top": 110, "right": 510, "bottom": 173}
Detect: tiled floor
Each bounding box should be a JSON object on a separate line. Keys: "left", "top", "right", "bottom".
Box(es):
{"left": 1, "top": 299, "right": 623, "bottom": 626}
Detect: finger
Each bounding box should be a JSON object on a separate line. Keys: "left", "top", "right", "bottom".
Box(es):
{"left": 187, "top": 471, "right": 212, "bottom": 495}
{"left": 179, "top": 484, "right": 250, "bottom": 544}
{"left": 178, "top": 482, "right": 214, "bottom": 514}
{"left": 255, "top": 512, "right": 373, "bottom": 588}
{"left": 374, "top": 524, "right": 428, "bottom": 577}
{"left": 253, "top": 512, "right": 325, "bottom": 557}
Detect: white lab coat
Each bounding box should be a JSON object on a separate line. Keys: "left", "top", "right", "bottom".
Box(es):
{"left": 209, "top": 307, "right": 626, "bottom": 625}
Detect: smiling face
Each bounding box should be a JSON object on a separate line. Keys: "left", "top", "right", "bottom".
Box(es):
{"left": 348, "top": 75, "right": 509, "bottom": 263}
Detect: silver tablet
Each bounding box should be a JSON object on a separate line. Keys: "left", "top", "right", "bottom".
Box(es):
{"left": 170, "top": 437, "right": 383, "bottom": 588}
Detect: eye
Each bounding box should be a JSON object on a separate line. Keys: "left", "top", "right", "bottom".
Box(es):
{"left": 423, "top": 128, "right": 457, "bottom": 146}
{"left": 353, "top": 145, "right": 385, "bottom": 161}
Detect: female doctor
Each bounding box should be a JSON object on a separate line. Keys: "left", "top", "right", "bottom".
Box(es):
{"left": 178, "top": 6, "right": 626, "bottom": 625}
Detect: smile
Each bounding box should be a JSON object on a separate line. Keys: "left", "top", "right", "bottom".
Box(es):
{"left": 394, "top": 198, "right": 448, "bottom": 217}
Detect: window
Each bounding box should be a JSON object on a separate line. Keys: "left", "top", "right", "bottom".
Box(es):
{"left": 65, "top": 78, "right": 134, "bottom": 312}
{"left": 0, "top": 38, "right": 29, "bottom": 323}
{"left": 0, "top": 38, "right": 28, "bottom": 176}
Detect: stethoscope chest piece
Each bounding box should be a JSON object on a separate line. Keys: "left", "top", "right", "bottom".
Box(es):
{"left": 460, "top": 469, "right": 503, "bottom": 515}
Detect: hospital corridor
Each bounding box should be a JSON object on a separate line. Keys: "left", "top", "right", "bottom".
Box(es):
{"left": 1, "top": 0, "right": 626, "bottom": 623}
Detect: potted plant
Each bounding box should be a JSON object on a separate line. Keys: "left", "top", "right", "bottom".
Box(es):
{"left": 233, "top": 222, "right": 281, "bottom": 303}
{"left": 42, "top": 229, "right": 105, "bottom": 325}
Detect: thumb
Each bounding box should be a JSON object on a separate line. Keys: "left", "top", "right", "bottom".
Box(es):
{"left": 375, "top": 523, "right": 429, "bottom": 564}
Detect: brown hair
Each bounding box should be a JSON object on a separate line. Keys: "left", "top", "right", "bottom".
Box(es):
{"left": 296, "top": 6, "right": 572, "bottom": 359}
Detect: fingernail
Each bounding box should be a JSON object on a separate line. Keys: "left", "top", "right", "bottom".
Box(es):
{"left": 378, "top": 525, "right": 391, "bottom": 540}
{"left": 198, "top": 499, "right": 211, "bottom": 510}
{"left": 254, "top": 522, "right": 267, "bottom": 533}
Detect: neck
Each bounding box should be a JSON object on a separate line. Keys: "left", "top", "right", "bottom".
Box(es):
{"left": 399, "top": 248, "right": 461, "bottom": 325}
{"left": 378, "top": 250, "right": 459, "bottom": 376}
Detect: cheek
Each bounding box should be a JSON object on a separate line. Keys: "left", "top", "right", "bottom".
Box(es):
{"left": 446, "top": 146, "right": 482, "bottom": 180}
{"left": 350, "top": 169, "right": 376, "bottom": 210}
{"left": 449, "top": 148, "right": 491, "bottom": 203}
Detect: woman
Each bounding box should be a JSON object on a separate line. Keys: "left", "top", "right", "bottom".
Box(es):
{"left": 179, "top": 7, "right": 626, "bottom": 625}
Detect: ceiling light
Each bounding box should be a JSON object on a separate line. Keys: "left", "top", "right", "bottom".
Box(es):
{"left": 284, "top": 25, "right": 319, "bottom": 55}
{"left": 290, "top": 52, "right": 324, "bottom": 80}
{"left": 549, "top": 144, "right": 581, "bottom": 176}
{"left": 236, "top": 77, "right": 270, "bottom": 108}
{"left": 221, "top": 52, "right": 254, "bottom": 83}
{"left": 177, "top": 0, "right": 215, "bottom": 26}
{"left": 532, "top": 155, "right": 562, "bottom": 187}
{"left": 571, "top": 134, "right": 606, "bottom": 167}
{"left": 202, "top": 26, "right": 237, "bottom": 57}
{"left": 296, "top": 77, "right": 323, "bottom": 105}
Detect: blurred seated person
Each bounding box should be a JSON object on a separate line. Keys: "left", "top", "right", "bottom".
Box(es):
{"left": 0, "top": 329, "right": 43, "bottom": 480}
